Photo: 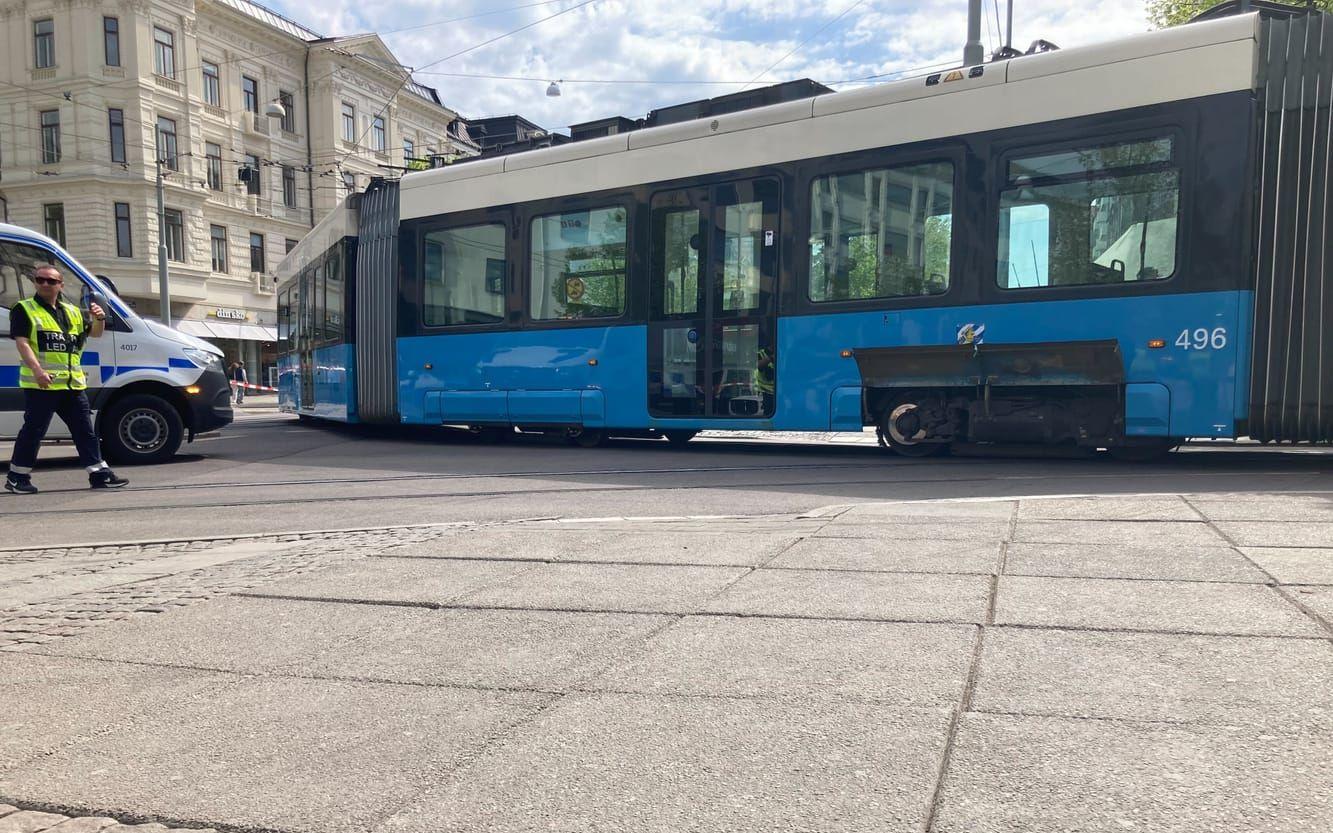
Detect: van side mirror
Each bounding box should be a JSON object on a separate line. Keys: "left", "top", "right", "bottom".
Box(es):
{"left": 95, "top": 274, "right": 120, "bottom": 296}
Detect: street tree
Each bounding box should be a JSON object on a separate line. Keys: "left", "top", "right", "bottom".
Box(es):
{"left": 1148, "top": 0, "right": 1333, "bottom": 29}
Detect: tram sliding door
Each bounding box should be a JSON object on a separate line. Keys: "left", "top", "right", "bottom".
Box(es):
{"left": 298, "top": 263, "right": 316, "bottom": 409}
{"left": 648, "top": 178, "right": 780, "bottom": 419}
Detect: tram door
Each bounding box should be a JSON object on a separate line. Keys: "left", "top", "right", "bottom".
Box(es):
{"left": 298, "top": 264, "right": 316, "bottom": 408}
{"left": 648, "top": 178, "right": 780, "bottom": 419}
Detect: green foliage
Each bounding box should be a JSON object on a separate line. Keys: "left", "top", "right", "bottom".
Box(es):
{"left": 1148, "top": 0, "right": 1333, "bottom": 29}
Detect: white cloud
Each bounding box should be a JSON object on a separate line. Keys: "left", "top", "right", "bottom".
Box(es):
{"left": 269, "top": 0, "right": 1152, "bottom": 129}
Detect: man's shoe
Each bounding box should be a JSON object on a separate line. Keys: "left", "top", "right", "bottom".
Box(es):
{"left": 89, "top": 469, "right": 129, "bottom": 489}
{"left": 5, "top": 473, "right": 38, "bottom": 495}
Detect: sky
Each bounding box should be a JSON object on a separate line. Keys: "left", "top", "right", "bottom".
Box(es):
{"left": 268, "top": 0, "right": 1154, "bottom": 131}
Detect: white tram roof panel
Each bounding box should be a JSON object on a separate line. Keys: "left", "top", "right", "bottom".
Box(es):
{"left": 400, "top": 11, "right": 1261, "bottom": 196}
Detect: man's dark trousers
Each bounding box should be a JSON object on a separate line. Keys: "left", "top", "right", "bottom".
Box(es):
{"left": 11, "top": 388, "right": 103, "bottom": 470}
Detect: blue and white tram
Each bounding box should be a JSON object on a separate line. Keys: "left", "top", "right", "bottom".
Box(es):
{"left": 277, "top": 8, "right": 1333, "bottom": 456}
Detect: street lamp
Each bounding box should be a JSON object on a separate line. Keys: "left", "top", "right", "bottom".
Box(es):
{"left": 546, "top": 80, "right": 562, "bottom": 97}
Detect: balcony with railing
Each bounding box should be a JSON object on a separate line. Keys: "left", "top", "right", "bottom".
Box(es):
{"left": 154, "top": 74, "right": 181, "bottom": 94}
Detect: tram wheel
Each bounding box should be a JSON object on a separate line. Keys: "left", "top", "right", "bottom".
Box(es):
{"left": 664, "top": 430, "right": 698, "bottom": 446}
{"left": 567, "top": 427, "right": 605, "bottom": 448}
{"left": 877, "top": 397, "right": 947, "bottom": 458}
{"left": 469, "top": 425, "right": 513, "bottom": 443}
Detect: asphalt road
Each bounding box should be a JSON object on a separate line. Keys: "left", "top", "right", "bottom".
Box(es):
{"left": 2, "top": 408, "right": 1331, "bottom": 546}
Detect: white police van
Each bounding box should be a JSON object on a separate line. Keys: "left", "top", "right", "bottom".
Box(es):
{"left": 0, "top": 223, "right": 233, "bottom": 464}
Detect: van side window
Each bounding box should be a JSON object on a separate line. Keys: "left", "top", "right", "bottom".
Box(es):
{"left": 0, "top": 240, "right": 60, "bottom": 307}
{"left": 997, "top": 137, "right": 1180, "bottom": 288}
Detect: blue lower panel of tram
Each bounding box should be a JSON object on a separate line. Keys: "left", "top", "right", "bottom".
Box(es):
{"left": 277, "top": 343, "right": 358, "bottom": 423}
{"left": 396, "top": 290, "right": 1248, "bottom": 439}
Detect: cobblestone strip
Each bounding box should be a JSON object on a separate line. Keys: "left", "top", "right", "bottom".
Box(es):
{"left": 0, "top": 803, "right": 215, "bottom": 832}
{"left": 0, "top": 527, "right": 463, "bottom": 650}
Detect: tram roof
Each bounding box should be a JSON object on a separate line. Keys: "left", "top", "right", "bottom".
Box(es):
{"left": 400, "top": 12, "right": 1261, "bottom": 220}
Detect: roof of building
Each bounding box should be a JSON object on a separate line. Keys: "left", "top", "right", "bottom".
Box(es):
{"left": 212, "top": 0, "right": 444, "bottom": 106}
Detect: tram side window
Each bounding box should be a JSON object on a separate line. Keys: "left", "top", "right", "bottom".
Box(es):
{"left": 277, "top": 288, "right": 291, "bottom": 349}
{"left": 808, "top": 161, "right": 953, "bottom": 302}
{"left": 530, "top": 206, "right": 627, "bottom": 320}
{"left": 422, "top": 224, "right": 506, "bottom": 326}
{"left": 997, "top": 137, "right": 1179, "bottom": 288}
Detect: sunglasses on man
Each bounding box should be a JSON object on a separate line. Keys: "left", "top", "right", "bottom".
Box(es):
{"left": 33, "top": 276, "right": 62, "bottom": 286}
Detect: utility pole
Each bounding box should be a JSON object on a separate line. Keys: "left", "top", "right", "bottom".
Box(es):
{"left": 156, "top": 159, "right": 172, "bottom": 327}
{"left": 1006, "top": 0, "right": 1014, "bottom": 50}
{"left": 964, "top": 0, "right": 985, "bottom": 66}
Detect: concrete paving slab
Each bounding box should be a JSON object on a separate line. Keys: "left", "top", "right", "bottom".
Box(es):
{"left": 814, "top": 520, "right": 1012, "bottom": 542}
{"left": 376, "top": 693, "right": 953, "bottom": 833}
{"left": 1017, "top": 496, "right": 1198, "bottom": 521}
{"left": 455, "top": 563, "right": 748, "bottom": 614}
{"left": 835, "top": 501, "right": 1016, "bottom": 520}
{"left": 0, "top": 676, "right": 548, "bottom": 833}
{"left": 1004, "top": 542, "right": 1267, "bottom": 582}
{"left": 589, "top": 616, "right": 976, "bottom": 706}
{"left": 1214, "top": 521, "right": 1333, "bottom": 548}
{"left": 1241, "top": 547, "right": 1333, "bottom": 584}
{"left": 37, "top": 597, "right": 393, "bottom": 674}
{"left": 246, "top": 557, "right": 536, "bottom": 605}
{"left": 304, "top": 608, "right": 672, "bottom": 690}
{"left": 973, "top": 627, "right": 1333, "bottom": 729}
{"left": 1013, "top": 519, "right": 1226, "bottom": 547}
{"left": 1189, "top": 496, "right": 1333, "bottom": 522}
{"left": 994, "top": 576, "right": 1324, "bottom": 636}
{"left": 703, "top": 569, "right": 989, "bottom": 623}
{"left": 0, "top": 654, "right": 215, "bottom": 774}
{"left": 1293, "top": 587, "right": 1333, "bottom": 625}
{"left": 932, "top": 712, "right": 1333, "bottom": 833}
{"left": 386, "top": 529, "right": 800, "bottom": 567}
{"left": 769, "top": 536, "right": 1001, "bottom": 574}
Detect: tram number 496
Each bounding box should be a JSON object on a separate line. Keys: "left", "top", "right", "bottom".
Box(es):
{"left": 1175, "top": 327, "right": 1228, "bottom": 350}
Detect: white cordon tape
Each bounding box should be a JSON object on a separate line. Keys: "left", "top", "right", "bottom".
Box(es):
{"left": 230, "top": 381, "right": 278, "bottom": 393}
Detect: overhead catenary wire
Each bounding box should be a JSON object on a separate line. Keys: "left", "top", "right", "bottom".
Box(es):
{"left": 740, "top": 0, "right": 869, "bottom": 91}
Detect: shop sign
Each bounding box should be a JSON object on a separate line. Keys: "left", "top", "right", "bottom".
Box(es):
{"left": 213, "top": 308, "right": 247, "bottom": 321}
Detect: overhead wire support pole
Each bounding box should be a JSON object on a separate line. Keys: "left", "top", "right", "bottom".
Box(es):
{"left": 156, "top": 158, "right": 171, "bottom": 328}
{"left": 1006, "top": 0, "right": 1014, "bottom": 50}
{"left": 964, "top": 0, "right": 985, "bottom": 66}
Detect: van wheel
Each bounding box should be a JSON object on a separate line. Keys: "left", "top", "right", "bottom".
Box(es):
{"left": 101, "top": 394, "right": 184, "bottom": 465}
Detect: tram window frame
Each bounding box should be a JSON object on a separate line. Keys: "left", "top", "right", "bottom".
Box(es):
{"left": 793, "top": 144, "right": 965, "bottom": 315}
{"left": 806, "top": 159, "right": 956, "bottom": 305}
{"left": 992, "top": 130, "right": 1185, "bottom": 294}
{"left": 418, "top": 219, "right": 511, "bottom": 330}
{"left": 525, "top": 201, "right": 631, "bottom": 326}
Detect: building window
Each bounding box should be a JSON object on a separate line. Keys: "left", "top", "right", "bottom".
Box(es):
{"left": 371, "top": 116, "right": 386, "bottom": 152}
{"left": 103, "top": 17, "right": 120, "bottom": 67}
{"left": 153, "top": 27, "right": 175, "bottom": 79}
{"left": 997, "top": 137, "right": 1180, "bottom": 288}
{"left": 279, "top": 90, "right": 295, "bottom": 133}
{"left": 285, "top": 238, "right": 298, "bottom": 254}
{"left": 114, "top": 202, "right": 132, "bottom": 258}
{"left": 163, "top": 208, "right": 185, "bottom": 262}
{"left": 108, "top": 109, "right": 126, "bottom": 164}
{"left": 43, "top": 204, "right": 65, "bottom": 247}
{"left": 202, "top": 62, "right": 221, "bottom": 107}
{"left": 530, "top": 206, "right": 627, "bottom": 320}
{"left": 403, "top": 138, "right": 414, "bottom": 161}
{"left": 210, "top": 225, "right": 227, "bottom": 273}
{"left": 422, "top": 224, "right": 506, "bottom": 326}
{"left": 242, "top": 76, "right": 258, "bottom": 114}
{"left": 342, "top": 171, "right": 355, "bottom": 194}
{"left": 282, "top": 165, "right": 296, "bottom": 208}
{"left": 249, "top": 232, "right": 265, "bottom": 273}
{"left": 341, "top": 103, "right": 355, "bottom": 142}
{"left": 34, "top": 19, "right": 54, "bottom": 69}
{"left": 243, "top": 153, "right": 261, "bottom": 196}
{"left": 155, "top": 117, "right": 178, "bottom": 170}
{"left": 808, "top": 161, "right": 954, "bottom": 302}
{"left": 40, "top": 110, "right": 60, "bottom": 164}
{"left": 201, "top": 143, "right": 220, "bottom": 191}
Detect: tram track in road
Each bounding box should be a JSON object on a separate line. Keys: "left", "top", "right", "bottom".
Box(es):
{"left": 0, "top": 459, "right": 1323, "bottom": 518}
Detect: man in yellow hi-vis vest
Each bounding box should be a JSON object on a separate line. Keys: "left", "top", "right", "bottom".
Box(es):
{"left": 5, "top": 264, "right": 128, "bottom": 494}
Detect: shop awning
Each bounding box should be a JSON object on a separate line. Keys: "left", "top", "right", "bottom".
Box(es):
{"left": 174, "top": 320, "right": 278, "bottom": 341}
